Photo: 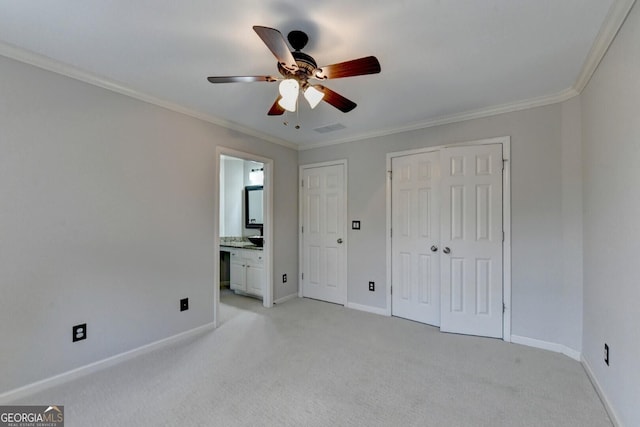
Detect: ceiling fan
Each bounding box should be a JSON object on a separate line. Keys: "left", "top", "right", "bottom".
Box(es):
{"left": 207, "top": 26, "right": 381, "bottom": 116}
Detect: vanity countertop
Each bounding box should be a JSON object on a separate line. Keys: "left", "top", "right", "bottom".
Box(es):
{"left": 220, "top": 242, "right": 263, "bottom": 250}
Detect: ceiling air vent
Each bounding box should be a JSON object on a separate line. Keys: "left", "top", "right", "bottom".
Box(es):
{"left": 313, "top": 123, "right": 346, "bottom": 134}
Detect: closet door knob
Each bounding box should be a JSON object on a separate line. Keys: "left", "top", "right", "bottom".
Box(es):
{"left": 443, "top": 247, "right": 451, "bottom": 254}
{"left": 430, "top": 245, "right": 438, "bottom": 252}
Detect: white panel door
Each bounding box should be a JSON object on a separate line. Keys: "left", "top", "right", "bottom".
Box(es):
{"left": 391, "top": 151, "right": 441, "bottom": 325}
{"left": 302, "top": 164, "right": 346, "bottom": 305}
{"left": 440, "top": 144, "right": 503, "bottom": 338}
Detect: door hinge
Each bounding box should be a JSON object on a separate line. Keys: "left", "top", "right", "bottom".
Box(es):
{"left": 301, "top": 179, "right": 304, "bottom": 188}
{"left": 390, "top": 285, "right": 393, "bottom": 295}
{"left": 502, "top": 158, "right": 507, "bottom": 171}
{"left": 390, "top": 228, "right": 392, "bottom": 238}
{"left": 503, "top": 302, "right": 506, "bottom": 313}
{"left": 502, "top": 231, "right": 505, "bottom": 242}
{"left": 302, "top": 226, "right": 304, "bottom": 233}
{"left": 302, "top": 273, "right": 304, "bottom": 280}
{"left": 388, "top": 170, "right": 392, "bottom": 180}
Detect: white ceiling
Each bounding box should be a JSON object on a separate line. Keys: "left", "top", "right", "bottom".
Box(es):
{"left": 0, "top": 0, "right": 629, "bottom": 149}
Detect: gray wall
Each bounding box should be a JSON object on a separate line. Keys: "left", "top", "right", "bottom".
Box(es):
{"left": 299, "top": 100, "right": 584, "bottom": 353}
{"left": 581, "top": 2, "right": 640, "bottom": 425}
{"left": 0, "top": 54, "right": 298, "bottom": 394}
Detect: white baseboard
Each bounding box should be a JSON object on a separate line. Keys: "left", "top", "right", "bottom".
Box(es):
{"left": 0, "top": 322, "right": 215, "bottom": 404}
{"left": 346, "top": 302, "right": 388, "bottom": 316}
{"left": 510, "top": 335, "right": 581, "bottom": 361}
{"left": 581, "top": 356, "right": 620, "bottom": 427}
{"left": 274, "top": 293, "right": 298, "bottom": 305}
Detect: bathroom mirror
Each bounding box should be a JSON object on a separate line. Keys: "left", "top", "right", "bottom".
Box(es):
{"left": 245, "top": 185, "right": 263, "bottom": 229}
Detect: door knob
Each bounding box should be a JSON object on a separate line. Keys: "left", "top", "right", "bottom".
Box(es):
{"left": 430, "top": 245, "right": 438, "bottom": 252}
{"left": 443, "top": 247, "right": 451, "bottom": 254}
{"left": 337, "top": 238, "right": 343, "bottom": 244}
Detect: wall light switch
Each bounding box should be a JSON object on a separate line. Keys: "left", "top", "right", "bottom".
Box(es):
{"left": 352, "top": 221, "right": 361, "bottom": 230}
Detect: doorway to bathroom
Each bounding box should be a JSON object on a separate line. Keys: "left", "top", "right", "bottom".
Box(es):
{"left": 214, "top": 147, "right": 273, "bottom": 328}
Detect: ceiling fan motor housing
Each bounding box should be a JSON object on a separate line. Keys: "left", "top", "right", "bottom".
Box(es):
{"left": 278, "top": 51, "right": 317, "bottom": 81}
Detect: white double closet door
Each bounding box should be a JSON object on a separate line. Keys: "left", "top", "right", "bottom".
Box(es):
{"left": 391, "top": 144, "right": 503, "bottom": 338}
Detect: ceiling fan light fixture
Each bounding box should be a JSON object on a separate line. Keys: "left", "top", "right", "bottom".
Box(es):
{"left": 277, "top": 95, "right": 297, "bottom": 112}
{"left": 304, "top": 86, "right": 324, "bottom": 109}
{"left": 279, "top": 78, "right": 299, "bottom": 98}
{"left": 278, "top": 79, "right": 299, "bottom": 112}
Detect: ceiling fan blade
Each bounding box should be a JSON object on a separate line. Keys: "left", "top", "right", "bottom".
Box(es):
{"left": 207, "top": 76, "right": 277, "bottom": 83}
{"left": 253, "top": 26, "right": 298, "bottom": 72}
{"left": 315, "top": 56, "right": 381, "bottom": 80}
{"left": 315, "top": 85, "right": 357, "bottom": 113}
{"left": 267, "top": 96, "right": 285, "bottom": 116}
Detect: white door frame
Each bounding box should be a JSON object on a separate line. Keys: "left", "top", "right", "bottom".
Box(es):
{"left": 298, "top": 159, "right": 348, "bottom": 305}
{"left": 213, "top": 146, "right": 274, "bottom": 328}
{"left": 385, "top": 136, "right": 512, "bottom": 341}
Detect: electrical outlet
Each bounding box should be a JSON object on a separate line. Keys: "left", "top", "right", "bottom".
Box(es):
{"left": 72, "top": 323, "right": 87, "bottom": 342}
{"left": 180, "top": 298, "right": 189, "bottom": 312}
{"left": 282, "top": 274, "right": 287, "bottom": 283}
{"left": 604, "top": 343, "right": 609, "bottom": 366}
{"left": 369, "top": 281, "right": 375, "bottom": 292}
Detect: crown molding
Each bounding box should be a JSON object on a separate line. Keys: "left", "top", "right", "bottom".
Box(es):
{"left": 0, "top": 41, "right": 298, "bottom": 151}
{"left": 299, "top": 87, "right": 579, "bottom": 151}
{"left": 573, "top": 0, "right": 637, "bottom": 93}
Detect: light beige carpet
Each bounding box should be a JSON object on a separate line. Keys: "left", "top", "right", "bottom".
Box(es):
{"left": 13, "top": 293, "right": 610, "bottom": 426}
